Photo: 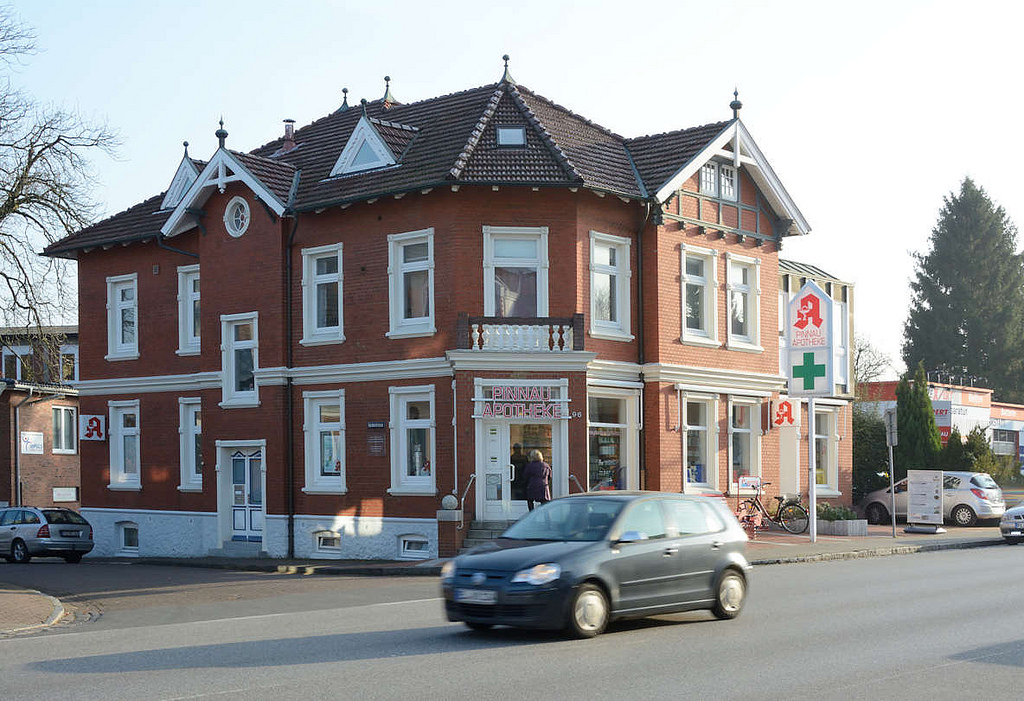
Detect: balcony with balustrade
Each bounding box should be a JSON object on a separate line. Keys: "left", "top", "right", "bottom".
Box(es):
{"left": 455, "top": 313, "right": 584, "bottom": 352}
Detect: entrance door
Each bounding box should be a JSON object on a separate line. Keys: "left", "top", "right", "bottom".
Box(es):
{"left": 481, "top": 422, "right": 553, "bottom": 521}
{"left": 230, "top": 448, "right": 263, "bottom": 542}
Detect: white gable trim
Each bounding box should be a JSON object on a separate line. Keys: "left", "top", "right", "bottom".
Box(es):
{"left": 160, "top": 149, "right": 287, "bottom": 238}
{"left": 653, "top": 121, "right": 810, "bottom": 236}
{"left": 329, "top": 116, "right": 396, "bottom": 177}
{"left": 161, "top": 155, "right": 201, "bottom": 210}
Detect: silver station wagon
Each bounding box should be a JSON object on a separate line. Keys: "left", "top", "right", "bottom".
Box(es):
{"left": 0, "top": 506, "right": 94, "bottom": 563}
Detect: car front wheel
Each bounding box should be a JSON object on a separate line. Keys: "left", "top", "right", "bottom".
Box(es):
{"left": 11, "top": 540, "right": 31, "bottom": 564}
{"left": 865, "top": 502, "right": 888, "bottom": 525}
{"left": 1005, "top": 537, "right": 1022, "bottom": 545}
{"left": 712, "top": 570, "right": 746, "bottom": 620}
{"left": 951, "top": 504, "right": 977, "bottom": 527}
{"left": 566, "top": 583, "right": 608, "bottom": 638}
{"left": 64, "top": 553, "right": 83, "bottom": 564}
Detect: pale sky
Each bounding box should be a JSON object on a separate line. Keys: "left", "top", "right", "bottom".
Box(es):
{"left": 11, "top": 0, "right": 1024, "bottom": 378}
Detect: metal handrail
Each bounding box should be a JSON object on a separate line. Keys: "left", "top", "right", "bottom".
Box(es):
{"left": 569, "top": 474, "right": 587, "bottom": 494}
{"left": 457, "top": 474, "right": 476, "bottom": 530}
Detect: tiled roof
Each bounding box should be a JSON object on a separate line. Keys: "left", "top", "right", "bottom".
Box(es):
{"left": 45, "top": 80, "right": 734, "bottom": 256}
{"left": 780, "top": 258, "right": 843, "bottom": 282}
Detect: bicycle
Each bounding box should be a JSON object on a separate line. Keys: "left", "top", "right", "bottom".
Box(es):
{"left": 734, "top": 481, "right": 809, "bottom": 536}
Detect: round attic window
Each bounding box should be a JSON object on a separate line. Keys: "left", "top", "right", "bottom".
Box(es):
{"left": 224, "top": 196, "right": 250, "bottom": 237}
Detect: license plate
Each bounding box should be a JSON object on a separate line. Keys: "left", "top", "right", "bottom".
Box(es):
{"left": 60, "top": 530, "right": 80, "bottom": 538}
{"left": 455, "top": 588, "right": 497, "bottom": 605}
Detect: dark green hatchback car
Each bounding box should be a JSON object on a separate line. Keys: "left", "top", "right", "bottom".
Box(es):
{"left": 442, "top": 491, "right": 750, "bottom": 638}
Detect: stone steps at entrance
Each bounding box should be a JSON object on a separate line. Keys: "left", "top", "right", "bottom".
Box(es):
{"left": 459, "top": 520, "right": 516, "bottom": 554}
{"left": 208, "top": 540, "right": 267, "bottom": 558}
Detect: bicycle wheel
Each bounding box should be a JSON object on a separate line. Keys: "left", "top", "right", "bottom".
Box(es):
{"left": 778, "top": 504, "right": 809, "bottom": 534}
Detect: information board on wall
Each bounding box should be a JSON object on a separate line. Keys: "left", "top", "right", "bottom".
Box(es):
{"left": 907, "top": 470, "right": 943, "bottom": 526}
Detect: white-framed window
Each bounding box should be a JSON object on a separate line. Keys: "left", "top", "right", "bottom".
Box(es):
{"left": 301, "top": 243, "right": 344, "bottom": 345}
{"left": 177, "top": 265, "right": 200, "bottom": 355}
{"left": 52, "top": 405, "right": 77, "bottom": 455}
{"left": 483, "top": 226, "right": 548, "bottom": 317}
{"left": 59, "top": 345, "right": 78, "bottom": 382}
{"left": 109, "top": 400, "right": 141, "bottom": 490}
{"left": 726, "top": 253, "right": 761, "bottom": 352}
{"left": 700, "top": 161, "right": 738, "bottom": 201}
{"left": 106, "top": 273, "right": 139, "bottom": 361}
{"left": 814, "top": 407, "right": 840, "bottom": 494}
{"left": 2, "top": 345, "right": 33, "bottom": 381}
{"left": 178, "top": 398, "right": 202, "bottom": 491}
{"left": 833, "top": 299, "right": 849, "bottom": 390}
{"left": 220, "top": 312, "right": 259, "bottom": 408}
{"left": 303, "top": 389, "right": 347, "bottom": 494}
{"left": 224, "top": 196, "right": 250, "bottom": 237}
{"left": 681, "top": 244, "right": 719, "bottom": 347}
{"left": 589, "top": 231, "right": 632, "bottom": 341}
{"left": 682, "top": 395, "right": 718, "bottom": 489}
{"left": 728, "top": 398, "right": 760, "bottom": 489}
{"left": 388, "top": 385, "right": 435, "bottom": 495}
{"left": 387, "top": 228, "right": 435, "bottom": 338}
{"left": 315, "top": 530, "right": 341, "bottom": 553}
{"left": 398, "top": 534, "right": 430, "bottom": 560}
{"left": 992, "top": 429, "right": 1017, "bottom": 456}
{"left": 117, "top": 521, "right": 139, "bottom": 556}
{"left": 496, "top": 125, "right": 526, "bottom": 147}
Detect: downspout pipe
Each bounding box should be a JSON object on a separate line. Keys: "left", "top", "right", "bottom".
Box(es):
{"left": 285, "top": 214, "right": 300, "bottom": 559}
{"left": 156, "top": 234, "right": 199, "bottom": 259}
{"left": 636, "top": 200, "right": 653, "bottom": 490}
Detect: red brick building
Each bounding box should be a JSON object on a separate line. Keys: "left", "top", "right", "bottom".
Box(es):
{"left": 44, "top": 64, "right": 851, "bottom": 559}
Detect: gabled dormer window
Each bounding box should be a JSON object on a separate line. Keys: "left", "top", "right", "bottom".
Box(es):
{"left": 496, "top": 125, "right": 526, "bottom": 147}
{"left": 700, "top": 162, "right": 738, "bottom": 202}
{"left": 161, "top": 155, "right": 200, "bottom": 210}
{"left": 330, "top": 116, "right": 396, "bottom": 176}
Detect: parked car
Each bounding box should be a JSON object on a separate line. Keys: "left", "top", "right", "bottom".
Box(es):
{"left": 862, "top": 471, "right": 1005, "bottom": 526}
{"left": 0, "top": 506, "right": 94, "bottom": 563}
{"left": 441, "top": 491, "right": 750, "bottom": 638}
{"left": 1000, "top": 503, "right": 1024, "bottom": 544}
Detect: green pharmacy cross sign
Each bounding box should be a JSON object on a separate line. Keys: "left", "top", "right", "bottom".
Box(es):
{"left": 792, "top": 352, "right": 826, "bottom": 390}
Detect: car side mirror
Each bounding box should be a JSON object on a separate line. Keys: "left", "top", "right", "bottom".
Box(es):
{"left": 615, "top": 530, "right": 648, "bottom": 544}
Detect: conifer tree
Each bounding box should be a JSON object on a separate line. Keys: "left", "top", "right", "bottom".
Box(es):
{"left": 902, "top": 178, "right": 1024, "bottom": 401}
{"left": 893, "top": 361, "right": 941, "bottom": 480}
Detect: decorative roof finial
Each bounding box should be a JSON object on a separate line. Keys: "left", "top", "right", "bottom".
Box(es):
{"left": 361, "top": 98, "right": 369, "bottom": 118}
{"left": 500, "top": 54, "right": 516, "bottom": 85}
{"left": 382, "top": 75, "right": 397, "bottom": 109}
{"left": 341, "top": 87, "right": 349, "bottom": 109}
{"left": 183, "top": 140, "right": 189, "bottom": 157}
{"left": 730, "top": 88, "right": 743, "bottom": 120}
{"left": 215, "top": 118, "right": 228, "bottom": 148}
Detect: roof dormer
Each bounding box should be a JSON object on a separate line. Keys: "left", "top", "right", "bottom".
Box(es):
{"left": 329, "top": 106, "right": 403, "bottom": 177}
{"left": 161, "top": 143, "right": 201, "bottom": 210}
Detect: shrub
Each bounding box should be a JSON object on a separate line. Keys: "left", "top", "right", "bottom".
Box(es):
{"left": 817, "top": 502, "right": 858, "bottom": 522}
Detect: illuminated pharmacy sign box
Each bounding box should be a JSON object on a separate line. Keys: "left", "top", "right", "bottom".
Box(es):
{"left": 479, "top": 385, "right": 566, "bottom": 419}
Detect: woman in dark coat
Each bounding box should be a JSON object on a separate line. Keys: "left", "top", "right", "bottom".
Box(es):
{"left": 523, "top": 449, "right": 552, "bottom": 511}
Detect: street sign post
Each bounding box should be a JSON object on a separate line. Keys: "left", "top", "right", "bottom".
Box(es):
{"left": 884, "top": 408, "right": 898, "bottom": 537}
{"left": 787, "top": 281, "right": 834, "bottom": 543}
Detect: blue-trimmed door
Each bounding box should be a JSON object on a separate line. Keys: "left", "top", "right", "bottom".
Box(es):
{"left": 231, "top": 449, "right": 263, "bottom": 542}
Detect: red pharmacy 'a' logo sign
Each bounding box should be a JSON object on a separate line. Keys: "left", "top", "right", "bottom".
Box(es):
{"left": 794, "top": 293, "right": 823, "bottom": 330}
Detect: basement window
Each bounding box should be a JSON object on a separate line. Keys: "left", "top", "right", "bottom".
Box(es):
{"left": 496, "top": 125, "right": 526, "bottom": 147}
{"left": 315, "top": 530, "right": 341, "bottom": 553}
{"left": 398, "top": 534, "right": 430, "bottom": 560}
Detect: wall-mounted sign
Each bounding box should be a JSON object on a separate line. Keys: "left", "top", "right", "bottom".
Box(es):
{"left": 52, "top": 487, "right": 78, "bottom": 502}
{"left": 367, "top": 421, "right": 387, "bottom": 457}
{"left": 772, "top": 398, "right": 800, "bottom": 427}
{"left": 79, "top": 415, "right": 107, "bottom": 441}
{"left": 480, "top": 385, "right": 565, "bottom": 419}
{"left": 20, "top": 431, "right": 43, "bottom": 455}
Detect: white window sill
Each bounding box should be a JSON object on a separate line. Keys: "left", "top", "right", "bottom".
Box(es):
{"left": 387, "top": 487, "right": 435, "bottom": 497}
{"left": 177, "top": 485, "right": 203, "bottom": 492}
{"left": 52, "top": 449, "right": 77, "bottom": 456}
{"left": 726, "top": 340, "right": 763, "bottom": 354}
{"left": 108, "top": 483, "right": 141, "bottom": 491}
{"left": 176, "top": 348, "right": 201, "bottom": 357}
{"left": 815, "top": 488, "right": 842, "bottom": 498}
{"left": 302, "top": 486, "right": 348, "bottom": 495}
{"left": 386, "top": 326, "right": 436, "bottom": 340}
{"left": 116, "top": 551, "right": 140, "bottom": 558}
{"left": 681, "top": 335, "right": 722, "bottom": 348}
{"left": 219, "top": 398, "right": 260, "bottom": 409}
{"left": 105, "top": 352, "right": 140, "bottom": 362}
{"left": 300, "top": 335, "right": 346, "bottom": 347}
{"left": 590, "top": 328, "right": 634, "bottom": 342}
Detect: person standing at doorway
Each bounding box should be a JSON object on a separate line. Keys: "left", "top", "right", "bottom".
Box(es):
{"left": 510, "top": 443, "right": 528, "bottom": 501}
{"left": 524, "top": 449, "right": 551, "bottom": 511}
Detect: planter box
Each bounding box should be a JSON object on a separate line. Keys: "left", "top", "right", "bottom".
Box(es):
{"left": 817, "top": 519, "right": 868, "bottom": 536}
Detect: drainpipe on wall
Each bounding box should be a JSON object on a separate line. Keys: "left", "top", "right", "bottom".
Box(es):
{"left": 636, "top": 200, "right": 652, "bottom": 490}
{"left": 285, "top": 216, "right": 300, "bottom": 558}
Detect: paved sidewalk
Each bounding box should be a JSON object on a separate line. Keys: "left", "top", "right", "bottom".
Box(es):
{"left": 0, "top": 523, "right": 1008, "bottom": 635}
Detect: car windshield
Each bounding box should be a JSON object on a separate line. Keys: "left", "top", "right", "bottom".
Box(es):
{"left": 501, "top": 498, "right": 624, "bottom": 542}
{"left": 42, "top": 510, "right": 88, "bottom": 525}
{"left": 971, "top": 474, "right": 999, "bottom": 489}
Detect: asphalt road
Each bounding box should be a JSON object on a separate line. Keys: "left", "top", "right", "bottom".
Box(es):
{"left": 1, "top": 547, "right": 1023, "bottom": 700}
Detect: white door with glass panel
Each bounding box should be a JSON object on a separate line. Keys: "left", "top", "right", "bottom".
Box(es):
{"left": 481, "top": 421, "right": 553, "bottom": 521}
{"left": 231, "top": 449, "right": 263, "bottom": 542}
